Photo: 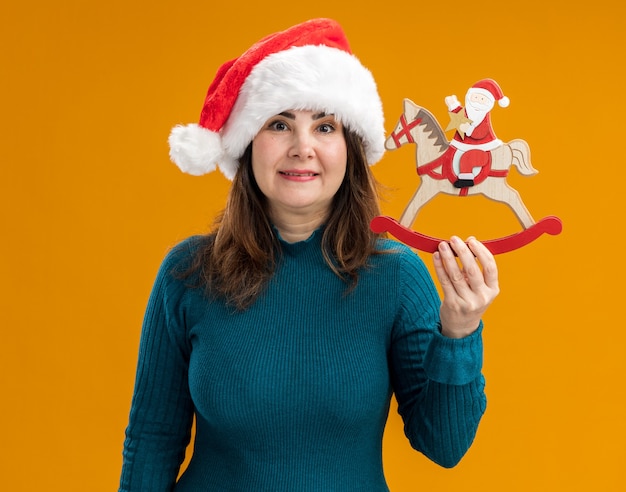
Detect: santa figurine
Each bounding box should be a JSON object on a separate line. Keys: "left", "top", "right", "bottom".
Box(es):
{"left": 445, "top": 79, "right": 510, "bottom": 188}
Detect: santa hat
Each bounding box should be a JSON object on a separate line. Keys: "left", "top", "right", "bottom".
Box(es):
{"left": 168, "top": 18, "right": 385, "bottom": 179}
{"left": 468, "top": 79, "right": 510, "bottom": 108}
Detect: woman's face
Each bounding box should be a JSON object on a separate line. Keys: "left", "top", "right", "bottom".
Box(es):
{"left": 251, "top": 109, "right": 347, "bottom": 223}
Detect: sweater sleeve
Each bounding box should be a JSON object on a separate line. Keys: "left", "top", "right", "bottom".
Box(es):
{"left": 388, "top": 248, "right": 486, "bottom": 468}
{"left": 119, "top": 242, "right": 196, "bottom": 491}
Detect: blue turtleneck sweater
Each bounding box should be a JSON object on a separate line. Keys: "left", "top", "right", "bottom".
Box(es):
{"left": 120, "top": 231, "right": 486, "bottom": 491}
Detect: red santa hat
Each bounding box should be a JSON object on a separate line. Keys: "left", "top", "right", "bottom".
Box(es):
{"left": 468, "top": 78, "right": 510, "bottom": 108}
{"left": 168, "top": 18, "right": 385, "bottom": 179}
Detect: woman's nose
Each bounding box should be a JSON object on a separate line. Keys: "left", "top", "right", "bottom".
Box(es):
{"left": 288, "top": 131, "right": 315, "bottom": 159}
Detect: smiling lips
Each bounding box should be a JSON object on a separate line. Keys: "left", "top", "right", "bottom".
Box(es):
{"left": 279, "top": 170, "right": 319, "bottom": 181}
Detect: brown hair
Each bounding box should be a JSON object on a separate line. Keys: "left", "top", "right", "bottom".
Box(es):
{"left": 185, "top": 128, "right": 383, "bottom": 310}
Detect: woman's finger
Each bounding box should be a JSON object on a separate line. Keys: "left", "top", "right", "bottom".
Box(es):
{"left": 432, "top": 247, "right": 456, "bottom": 299}
{"left": 467, "top": 238, "right": 499, "bottom": 292}
{"left": 449, "top": 236, "right": 483, "bottom": 289}
{"left": 436, "top": 237, "right": 472, "bottom": 298}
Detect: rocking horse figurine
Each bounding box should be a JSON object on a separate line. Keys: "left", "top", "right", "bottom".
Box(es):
{"left": 370, "top": 79, "right": 562, "bottom": 254}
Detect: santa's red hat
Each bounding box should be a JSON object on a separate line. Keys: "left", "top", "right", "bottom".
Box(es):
{"left": 168, "top": 18, "right": 385, "bottom": 179}
{"left": 468, "top": 79, "right": 510, "bottom": 108}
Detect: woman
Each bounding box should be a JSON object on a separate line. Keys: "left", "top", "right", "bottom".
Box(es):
{"left": 119, "top": 18, "right": 499, "bottom": 491}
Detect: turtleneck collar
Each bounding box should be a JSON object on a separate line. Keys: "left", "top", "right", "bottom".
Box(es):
{"left": 273, "top": 225, "right": 325, "bottom": 257}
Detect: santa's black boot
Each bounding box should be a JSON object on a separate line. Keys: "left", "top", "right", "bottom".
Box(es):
{"left": 453, "top": 178, "right": 474, "bottom": 188}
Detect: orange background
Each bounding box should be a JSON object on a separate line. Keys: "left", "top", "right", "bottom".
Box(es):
{"left": 1, "top": 1, "right": 624, "bottom": 490}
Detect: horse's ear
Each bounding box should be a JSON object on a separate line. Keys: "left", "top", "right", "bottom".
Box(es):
{"left": 403, "top": 98, "right": 418, "bottom": 114}
{"left": 402, "top": 97, "right": 417, "bottom": 111}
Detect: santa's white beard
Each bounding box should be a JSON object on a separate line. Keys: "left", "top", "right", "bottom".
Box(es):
{"left": 465, "top": 101, "right": 491, "bottom": 126}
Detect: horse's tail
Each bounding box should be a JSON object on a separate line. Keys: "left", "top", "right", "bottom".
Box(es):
{"left": 508, "top": 138, "right": 539, "bottom": 176}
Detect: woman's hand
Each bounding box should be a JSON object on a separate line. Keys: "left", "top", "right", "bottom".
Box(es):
{"left": 433, "top": 236, "right": 499, "bottom": 339}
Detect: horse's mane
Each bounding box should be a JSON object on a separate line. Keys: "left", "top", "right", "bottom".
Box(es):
{"left": 416, "top": 108, "right": 449, "bottom": 151}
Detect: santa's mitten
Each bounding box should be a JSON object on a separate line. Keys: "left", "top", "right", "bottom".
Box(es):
{"left": 445, "top": 95, "right": 461, "bottom": 111}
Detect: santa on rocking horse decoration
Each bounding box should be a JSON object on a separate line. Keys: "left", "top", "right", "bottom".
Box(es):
{"left": 370, "top": 78, "right": 562, "bottom": 254}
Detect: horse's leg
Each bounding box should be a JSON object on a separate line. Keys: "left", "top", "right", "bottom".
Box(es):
{"left": 477, "top": 179, "right": 536, "bottom": 228}
{"left": 399, "top": 179, "right": 440, "bottom": 228}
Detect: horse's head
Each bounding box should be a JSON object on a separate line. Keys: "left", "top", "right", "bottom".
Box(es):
{"left": 384, "top": 99, "right": 422, "bottom": 150}
{"left": 385, "top": 98, "right": 449, "bottom": 164}
{"left": 384, "top": 98, "right": 450, "bottom": 169}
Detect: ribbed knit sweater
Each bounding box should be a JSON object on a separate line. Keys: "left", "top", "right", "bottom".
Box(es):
{"left": 120, "top": 230, "right": 486, "bottom": 491}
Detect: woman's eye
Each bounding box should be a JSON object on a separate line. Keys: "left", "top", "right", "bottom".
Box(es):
{"left": 318, "top": 123, "right": 335, "bottom": 133}
{"left": 269, "top": 120, "right": 288, "bottom": 131}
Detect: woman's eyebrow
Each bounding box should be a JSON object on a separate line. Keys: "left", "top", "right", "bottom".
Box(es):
{"left": 276, "top": 111, "right": 333, "bottom": 120}
{"left": 314, "top": 112, "right": 339, "bottom": 121}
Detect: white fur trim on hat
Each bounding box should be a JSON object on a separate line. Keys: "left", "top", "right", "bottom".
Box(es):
{"left": 219, "top": 45, "right": 385, "bottom": 178}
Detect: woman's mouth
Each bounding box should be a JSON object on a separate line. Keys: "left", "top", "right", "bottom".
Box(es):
{"left": 279, "top": 171, "right": 318, "bottom": 177}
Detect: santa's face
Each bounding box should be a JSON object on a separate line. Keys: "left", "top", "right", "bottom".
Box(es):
{"left": 465, "top": 90, "right": 494, "bottom": 125}
{"left": 468, "top": 92, "right": 492, "bottom": 108}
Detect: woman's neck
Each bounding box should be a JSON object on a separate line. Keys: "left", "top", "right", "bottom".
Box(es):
{"left": 270, "top": 209, "right": 327, "bottom": 243}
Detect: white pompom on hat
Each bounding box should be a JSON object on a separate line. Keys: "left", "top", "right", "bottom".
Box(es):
{"left": 168, "top": 18, "right": 385, "bottom": 180}
{"left": 468, "top": 78, "right": 510, "bottom": 108}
